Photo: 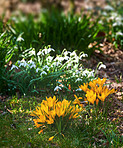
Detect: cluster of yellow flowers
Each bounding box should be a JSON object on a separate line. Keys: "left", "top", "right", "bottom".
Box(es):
{"left": 74, "top": 78, "right": 115, "bottom": 105}
{"left": 30, "top": 78, "right": 116, "bottom": 141}
{"left": 31, "top": 96, "right": 81, "bottom": 140}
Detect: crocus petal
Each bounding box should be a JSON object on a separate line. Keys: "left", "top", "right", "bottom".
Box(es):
{"left": 49, "top": 136, "right": 54, "bottom": 141}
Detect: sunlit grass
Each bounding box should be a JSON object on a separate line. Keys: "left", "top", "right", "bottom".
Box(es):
{"left": 0, "top": 93, "right": 122, "bottom": 147}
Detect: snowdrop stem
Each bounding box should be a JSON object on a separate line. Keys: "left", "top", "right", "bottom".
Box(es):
{"left": 94, "top": 62, "right": 103, "bottom": 76}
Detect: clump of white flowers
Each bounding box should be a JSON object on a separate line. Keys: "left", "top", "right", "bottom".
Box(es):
{"left": 100, "top": 5, "right": 123, "bottom": 48}
{"left": 10, "top": 46, "right": 96, "bottom": 92}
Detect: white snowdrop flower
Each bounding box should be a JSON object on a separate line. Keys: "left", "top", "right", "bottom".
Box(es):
{"left": 0, "top": 32, "right": 6, "bottom": 38}
{"left": 88, "top": 34, "right": 91, "bottom": 38}
{"left": 28, "top": 60, "right": 36, "bottom": 68}
{"left": 80, "top": 53, "right": 88, "bottom": 59}
{"left": 98, "top": 20, "right": 103, "bottom": 24}
{"left": 64, "top": 56, "right": 69, "bottom": 60}
{"left": 73, "top": 65, "right": 78, "bottom": 70}
{"left": 28, "top": 60, "right": 35, "bottom": 65}
{"left": 63, "top": 51, "right": 71, "bottom": 56}
{"left": 79, "top": 67, "right": 83, "bottom": 71}
{"left": 78, "top": 17, "right": 81, "bottom": 22}
{"left": 17, "top": 60, "right": 21, "bottom": 64}
{"left": 75, "top": 70, "right": 81, "bottom": 75}
{"left": 11, "top": 17, "right": 17, "bottom": 21}
{"left": 59, "top": 57, "right": 64, "bottom": 62}
{"left": 46, "top": 56, "right": 54, "bottom": 62}
{"left": 42, "top": 49, "right": 47, "bottom": 55}
{"left": 23, "top": 62, "right": 28, "bottom": 67}
{"left": 67, "top": 62, "right": 72, "bottom": 68}
{"left": 28, "top": 50, "right": 35, "bottom": 56}
{"left": 82, "top": 69, "right": 89, "bottom": 77}
{"left": 56, "top": 62, "right": 62, "bottom": 67}
{"left": 11, "top": 65, "right": 18, "bottom": 70}
{"left": 75, "top": 88, "right": 82, "bottom": 91}
{"left": 17, "top": 36, "right": 24, "bottom": 42}
{"left": 109, "top": 12, "right": 118, "bottom": 20}
{"left": 112, "top": 22, "right": 117, "bottom": 27}
{"left": 88, "top": 70, "right": 95, "bottom": 77}
{"left": 19, "top": 62, "right": 28, "bottom": 67}
{"left": 113, "top": 22, "right": 122, "bottom": 27}
{"left": 75, "top": 78, "right": 82, "bottom": 82}
{"left": 98, "top": 64, "right": 106, "bottom": 70}
{"left": 87, "top": 70, "right": 94, "bottom": 78}
{"left": 29, "top": 64, "right": 36, "bottom": 69}
{"left": 54, "top": 56, "right": 64, "bottom": 62}
{"left": 102, "top": 12, "right": 107, "bottom": 16}
{"left": 111, "top": 12, "right": 118, "bottom": 17}
{"left": 82, "top": 72, "right": 87, "bottom": 77}
{"left": 20, "top": 17, "right": 26, "bottom": 22}
{"left": 36, "top": 68, "right": 41, "bottom": 73}
{"left": 42, "top": 48, "right": 55, "bottom": 55}
{"left": 14, "top": 46, "right": 18, "bottom": 49}
{"left": 37, "top": 51, "right": 44, "bottom": 56}
{"left": 116, "top": 32, "right": 123, "bottom": 36}
{"left": 73, "top": 57, "right": 79, "bottom": 63}
{"left": 54, "top": 86, "right": 62, "bottom": 91}
{"left": 20, "top": 59, "right": 26, "bottom": 63}
{"left": 73, "top": 72, "right": 75, "bottom": 76}
{"left": 63, "top": 51, "right": 68, "bottom": 56}
{"left": 43, "top": 65, "right": 50, "bottom": 71}
{"left": 84, "top": 54, "right": 88, "bottom": 57}
{"left": 40, "top": 71, "right": 47, "bottom": 76}
{"left": 104, "top": 5, "right": 114, "bottom": 11}
{"left": 43, "top": 65, "right": 49, "bottom": 69}
{"left": 51, "top": 62, "right": 55, "bottom": 67}
{"left": 109, "top": 16, "right": 114, "bottom": 20}
{"left": 47, "top": 48, "right": 55, "bottom": 53}
{"left": 115, "top": 17, "right": 122, "bottom": 22}
{"left": 70, "top": 51, "right": 77, "bottom": 57}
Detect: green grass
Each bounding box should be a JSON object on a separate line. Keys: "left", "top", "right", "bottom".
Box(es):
{"left": 9, "top": 9, "right": 101, "bottom": 57}
{"left": 0, "top": 96, "right": 122, "bottom": 148}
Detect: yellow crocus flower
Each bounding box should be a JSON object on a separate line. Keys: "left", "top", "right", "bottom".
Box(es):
{"left": 57, "top": 101, "right": 62, "bottom": 108}
{"left": 49, "top": 110, "right": 56, "bottom": 118}
{"left": 49, "top": 136, "right": 54, "bottom": 141}
{"left": 72, "top": 113, "right": 80, "bottom": 119}
{"left": 46, "top": 96, "right": 57, "bottom": 108}
{"left": 86, "top": 90, "right": 96, "bottom": 104}
{"left": 46, "top": 115, "right": 54, "bottom": 124}
{"left": 79, "top": 83, "right": 89, "bottom": 92}
{"left": 96, "top": 78, "right": 106, "bottom": 86}
{"left": 56, "top": 106, "right": 65, "bottom": 117}
{"left": 30, "top": 96, "right": 81, "bottom": 137}
{"left": 62, "top": 99, "right": 71, "bottom": 108}
{"left": 73, "top": 95, "right": 83, "bottom": 105}
{"left": 89, "top": 81, "right": 96, "bottom": 89}
{"left": 96, "top": 85, "right": 103, "bottom": 94}
{"left": 36, "top": 115, "right": 46, "bottom": 123}
{"left": 41, "top": 104, "right": 49, "bottom": 114}
{"left": 98, "top": 93, "right": 106, "bottom": 102}
{"left": 38, "top": 129, "right": 44, "bottom": 134}
{"left": 108, "top": 88, "right": 116, "bottom": 95}
{"left": 33, "top": 119, "right": 42, "bottom": 128}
